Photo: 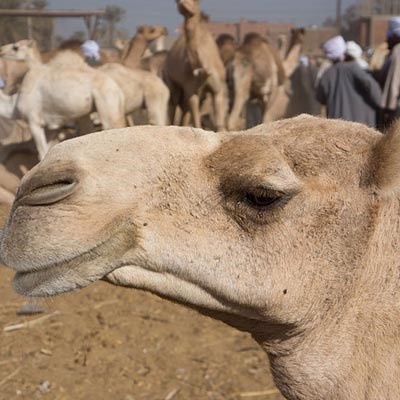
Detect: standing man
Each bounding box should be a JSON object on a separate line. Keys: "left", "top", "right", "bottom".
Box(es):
{"left": 380, "top": 17, "right": 400, "bottom": 129}
{"left": 317, "top": 35, "right": 382, "bottom": 127}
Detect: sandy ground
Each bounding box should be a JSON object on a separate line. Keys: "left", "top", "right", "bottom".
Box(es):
{"left": 0, "top": 204, "right": 284, "bottom": 400}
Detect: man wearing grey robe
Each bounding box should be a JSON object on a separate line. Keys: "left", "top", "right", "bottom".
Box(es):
{"left": 380, "top": 17, "right": 400, "bottom": 128}
{"left": 317, "top": 36, "right": 382, "bottom": 127}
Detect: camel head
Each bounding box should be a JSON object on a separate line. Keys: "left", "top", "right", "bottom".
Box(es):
{"left": 136, "top": 25, "right": 168, "bottom": 42}
{"left": 0, "top": 39, "right": 38, "bottom": 62}
{"left": 216, "top": 34, "right": 237, "bottom": 65}
{"left": 1, "top": 116, "right": 400, "bottom": 346}
{"left": 288, "top": 27, "right": 306, "bottom": 48}
{"left": 176, "top": 0, "right": 200, "bottom": 17}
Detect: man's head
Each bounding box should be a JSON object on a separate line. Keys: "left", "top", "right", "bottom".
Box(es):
{"left": 322, "top": 35, "right": 346, "bottom": 62}
{"left": 387, "top": 17, "right": 400, "bottom": 50}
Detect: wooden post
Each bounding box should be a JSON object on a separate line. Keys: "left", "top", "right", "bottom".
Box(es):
{"left": 27, "top": 16, "right": 33, "bottom": 39}
{"left": 84, "top": 16, "right": 92, "bottom": 39}
{"left": 91, "top": 16, "right": 100, "bottom": 40}
{"left": 336, "top": 0, "right": 342, "bottom": 31}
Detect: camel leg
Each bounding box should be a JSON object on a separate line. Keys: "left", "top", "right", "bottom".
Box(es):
{"left": 187, "top": 93, "right": 201, "bottom": 128}
{"left": 144, "top": 85, "right": 169, "bottom": 126}
{"left": 227, "top": 71, "right": 251, "bottom": 131}
{"left": 227, "top": 91, "right": 249, "bottom": 131}
{"left": 181, "top": 111, "right": 192, "bottom": 126}
{"left": 213, "top": 89, "right": 228, "bottom": 131}
{"left": 172, "top": 105, "right": 182, "bottom": 126}
{"left": 262, "top": 85, "right": 280, "bottom": 124}
{"left": 126, "top": 114, "right": 135, "bottom": 127}
{"left": 92, "top": 80, "right": 126, "bottom": 129}
{"left": 28, "top": 121, "right": 48, "bottom": 160}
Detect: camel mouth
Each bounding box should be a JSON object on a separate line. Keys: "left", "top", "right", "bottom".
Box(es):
{"left": 11, "top": 242, "right": 109, "bottom": 297}
{"left": 10, "top": 223, "right": 134, "bottom": 297}
{"left": 12, "top": 259, "right": 106, "bottom": 297}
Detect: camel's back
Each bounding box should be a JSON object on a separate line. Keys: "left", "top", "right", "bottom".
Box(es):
{"left": 46, "top": 50, "right": 87, "bottom": 69}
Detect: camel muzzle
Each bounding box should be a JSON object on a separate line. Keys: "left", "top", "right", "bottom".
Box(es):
{"left": 14, "top": 167, "right": 79, "bottom": 207}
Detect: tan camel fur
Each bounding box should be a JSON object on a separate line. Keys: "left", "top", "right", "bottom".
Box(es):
{"left": 0, "top": 57, "right": 29, "bottom": 95}
{"left": 0, "top": 141, "right": 37, "bottom": 205}
{"left": 282, "top": 28, "right": 305, "bottom": 78}
{"left": 216, "top": 34, "right": 237, "bottom": 66}
{"left": 140, "top": 50, "right": 168, "bottom": 75}
{"left": 99, "top": 63, "right": 169, "bottom": 126}
{"left": 122, "top": 25, "right": 168, "bottom": 70}
{"left": 163, "top": 0, "right": 228, "bottom": 130}
{"left": 42, "top": 38, "right": 120, "bottom": 65}
{"left": 227, "top": 33, "right": 286, "bottom": 130}
{"left": 2, "top": 115, "right": 400, "bottom": 399}
{"left": 264, "top": 28, "right": 312, "bottom": 122}
{"left": 0, "top": 40, "right": 126, "bottom": 160}
{"left": 369, "top": 42, "right": 389, "bottom": 71}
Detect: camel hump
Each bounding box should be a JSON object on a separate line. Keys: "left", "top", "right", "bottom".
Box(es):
{"left": 47, "top": 50, "right": 86, "bottom": 68}
{"left": 373, "top": 122, "right": 400, "bottom": 194}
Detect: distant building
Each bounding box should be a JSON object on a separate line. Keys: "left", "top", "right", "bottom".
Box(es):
{"left": 359, "top": 0, "right": 400, "bottom": 47}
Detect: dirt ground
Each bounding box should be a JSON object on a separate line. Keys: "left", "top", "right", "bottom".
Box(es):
{"left": 0, "top": 204, "right": 283, "bottom": 400}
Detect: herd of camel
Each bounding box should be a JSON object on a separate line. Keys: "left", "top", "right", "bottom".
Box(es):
{"left": 0, "top": 0, "right": 307, "bottom": 204}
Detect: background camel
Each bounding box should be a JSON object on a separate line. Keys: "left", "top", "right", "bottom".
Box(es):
{"left": 121, "top": 25, "right": 168, "bottom": 70}
{"left": 163, "top": 0, "right": 228, "bottom": 130}
{"left": 0, "top": 40, "right": 126, "bottom": 159}
{"left": 224, "top": 28, "right": 305, "bottom": 129}
{"left": 0, "top": 57, "right": 29, "bottom": 95}
{"left": 2, "top": 115, "right": 400, "bottom": 399}
{"left": 227, "top": 32, "right": 286, "bottom": 130}
{"left": 99, "top": 63, "right": 169, "bottom": 126}
{"left": 263, "top": 28, "right": 322, "bottom": 121}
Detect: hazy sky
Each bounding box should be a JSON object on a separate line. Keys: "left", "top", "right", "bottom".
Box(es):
{"left": 48, "top": 0, "right": 357, "bottom": 38}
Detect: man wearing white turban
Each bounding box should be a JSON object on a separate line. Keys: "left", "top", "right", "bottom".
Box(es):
{"left": 379, "top": 16, "right": 400, "bottom": 128}
{"left": 317, "top": 36, "right": 382, "bottom": 127}
{"left": 346, "top": 41, "right": 369, "bottom": 70}
{"left": 81, "top": 40, "right": 101, "bottom": 66}
{"left": 322, "top": 35, "right": 346, "bottom": 62}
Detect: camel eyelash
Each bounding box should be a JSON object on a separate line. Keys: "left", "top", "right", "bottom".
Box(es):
{"left": 222, "top": 187, "right": 291, "bottom": 225}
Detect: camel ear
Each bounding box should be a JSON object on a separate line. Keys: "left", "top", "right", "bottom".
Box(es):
{"left": 372, "top": 121, "right": 400, "bottom": 195}
{"left": 137, "top": 25, "right": 145, "bottom": 34}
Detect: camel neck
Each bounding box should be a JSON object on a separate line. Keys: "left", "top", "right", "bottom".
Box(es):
{"left": 184, "top": 14, "right": 201, "bottom": 41}
{"left": 260, "top": 309, "right": 400, "bottom": 400}
{"left": 24, "top": 46, "right": 42, "bottom": 68}
{"left": 258, "top": 199, "right": 400, "bottom": 400}
{"left": 183, "top": 14, "right": 203, "bottom": 69}
{"left": 283, "top": 42, "right": 302, "bottom": 77}
{"left": 123, "top": 34, "right": 148, "bottom": 69}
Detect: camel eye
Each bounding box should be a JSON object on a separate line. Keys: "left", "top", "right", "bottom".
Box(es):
{"left": 12, "top": 45, "right": 18, "bottom": 52}
{"left": 244, "top": 192, "right": 281, "bottom": 208}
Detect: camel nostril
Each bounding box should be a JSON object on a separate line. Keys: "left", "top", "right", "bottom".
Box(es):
{"left": 16, "top": 179, "right": 78, "bottom": 206}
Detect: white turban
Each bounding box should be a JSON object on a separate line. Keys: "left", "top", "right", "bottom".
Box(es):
{"left": 81, "top": 40, "right": 100, "bottom": 61}
{"left": 346, "top": 41, "right": 368, "bottom": 69}
{"left": 323, "top": 35, "right": 346, "bottom": 61}
{"left": 299, "top": 55, "right": 309, "bottom": 67}
{"left": 387, "top": 17, "right": 400, "bottom": 38}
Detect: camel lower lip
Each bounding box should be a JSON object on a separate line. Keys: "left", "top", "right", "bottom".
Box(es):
{"left": 11, "top": 242, "right": 113, "bottom": 297}
{"left": 12, "top": 262, "right": 100, "bottom": 297}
